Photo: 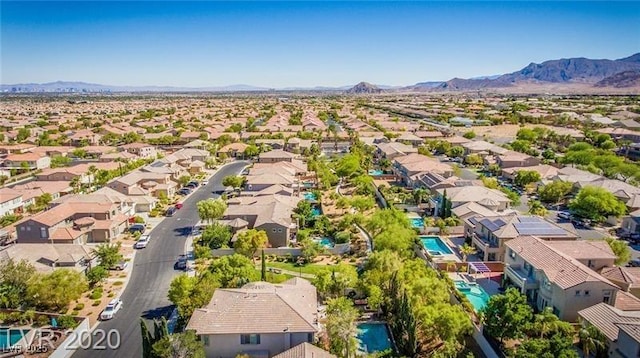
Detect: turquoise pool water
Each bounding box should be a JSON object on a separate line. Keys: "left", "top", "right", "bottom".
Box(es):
{"left": 356, "top": 323, "right": 392, "bottom": 354}
{"left": 420, "top": 236, "right": 453, "bottom": 255}
{"left": 314, "top": 237, "right": 335, "bottom": 248}
{"left": 303, "top": 192, "right": 317, "bottom": 201}
{"left": 368, "top": 169, "right": 384, "bottom": 176}
{"left": 0, "top": 329, "right": 27, "bottom": 349}
{"left": 311, "top": 206, "right": 322, "bottom": 217}
{"left": 409, "top": 217, "right": 424, "bottom": 228}
{"left": 455, "top": 281, "right": 491, "bottom": 312}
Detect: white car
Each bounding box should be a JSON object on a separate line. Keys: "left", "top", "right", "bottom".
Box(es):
{"left": 100, "top": 298, "right": 123, "bottom": 320}
{"left": 201, "top": 180, "right": 208, "bottom": 186}
{"left": 557, "top": 211, "right": 571, "bottom": 220}
{"left": 135, "top": 234, "right": 151, "bottom": 249}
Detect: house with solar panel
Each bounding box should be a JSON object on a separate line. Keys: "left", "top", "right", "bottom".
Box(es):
{"left": 465, "top": 214, "right": 578, "bottom": 261}
{"left": 504, "top": 236, "right": 620, "bottom": 322}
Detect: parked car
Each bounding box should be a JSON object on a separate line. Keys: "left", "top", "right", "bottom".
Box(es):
{"left": 175, "top": 203, "right": 183, "bottom": 209}
{"left": 110, "top": 260, "right": 128, "bottom": 271}
{"left": 201, "top": 180, "right": 208, "bottom": 186}
{"left": 176, "top": 255, "right": 188, "bottom": 270}
{"left": 557, "top": 211, "right": 571, "bottom": 220}
{"left": 165, "top": 206, "right": 177, "bottom": 217}
{"left": 100, "top": 298, "right": 123, "bottom": 320}
{"left": 628, "top": 259, "right": 640, "bottom": 267}
{"left": 178, "top": 188, "right": 192, "bottom": 195}
{"left": 187, "top": 181, "right": 199, "bottom": 187}
{"left": 135, "top": 234, "right": 151, "bottom": 249}
{"left": 129, "top": 224, "right": 146, "bottom": 234}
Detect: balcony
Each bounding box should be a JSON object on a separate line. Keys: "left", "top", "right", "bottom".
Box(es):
{"left": 505, "top": 265, "right": 539, "bottom": 290}
{"left": 472, "top": 233, "right": 500, "bottom": 251}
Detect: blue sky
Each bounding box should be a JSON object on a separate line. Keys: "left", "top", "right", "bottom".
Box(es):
{"left": 1, "top": 1, "right": 639, "bottom": 87}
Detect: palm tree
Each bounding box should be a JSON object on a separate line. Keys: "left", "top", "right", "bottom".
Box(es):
{"left": 533, "top": 307, "right": 559, "bottom": 338}
{"left": 459, "top": 244, "right": 477, "bottom": 262}
{"left": 413, "top": 188, "right": 430, "bottom": 206}
{"left": 579, "top": 324, "right": 606, "bottom": 358}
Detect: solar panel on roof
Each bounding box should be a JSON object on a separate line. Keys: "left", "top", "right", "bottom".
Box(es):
{"left": 150, "top": 161, "right": 165, "bottom": 167}
{"left": 514, "top": 222, "right": 567, "bottom": 236}
{"left": 518, "top": 216, "right": 543, "bottom": 223}
{"left": 494, "top": 219, "right": 507, "bottom": 227}
{"left": 470, "top": 262, "right": 491, "bottom": 273}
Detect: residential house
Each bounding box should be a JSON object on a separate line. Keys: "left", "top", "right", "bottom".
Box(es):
{"left": 436, "top": 186, "right": 511, "bottom": 212}
{"left": 395, "top": 133, "right": 424, "bottom": 147}
{"left": 496, "top": 151, "right": 541, "bottom": 169}
{"left": 601, "top": 267, "right": 640, "bottom": 299}
{"left": 36, "top": 167, "right": 91, "bottom": 184}
{"left": 272, "top": 343, "right": 335, "bottom": 358}
{"left": 0, "top": 188, "right": 23, "bottom": 216}
{"left": 225, "top": 194, "right": 301, "bottom": 247}
{"left": 3, "top": 153, "right": 51, "bottom": 170}
{"left": 254, "top": 139, "right": 285, "bottom": 150}
{"left": 393, "top": 153, "right": 454, "bottom": 187}
{"left": 120, "top": 143, "right": 158, "bottom": 159}
{"left": 108, "top": 171, "right": 176, "bottom": 198}
{"left": 461, "top": 140, "right": 505, "bottom": 155}
{"left": 258, "top": 150, "right": 296, "bottom": 164}
{"left": 468, "top": 214, "right": 578, "bottom": 261}
{"left": 219, "top": 143, "right": 249, "bottom": 158}
{"left": 16, "top": 200, "right": 128, "bottom": 244}
{"left": 622, "top": 210, "right": 640, "bottom": 234}
{"left": 245, "top": 172, "right": 297, "bottom": 193}
{"left": 375, "top": 142, "right": 418, "bottom": 160}
{"left": 575, "top": 179, "right": 640, "bottom": 206}
{"left": 0, "top": 243, "right": 95, "bottom": 273}
{"left": 10, "top": 181, "right": 72, "bottom": 207}
{"left": 578, "top": 303, "right": 640, "bottom": 358}
{"left": 501, "top": 164, "right": 560, "bottom": 181}
{"left": 504, "top": 236, "right": 619, "bottom": 322}
{"left": 186, "top": 279, "right": 319, "bottom": 358}
{"left": 65, "top": 129, "right": 102, "bottom": 146}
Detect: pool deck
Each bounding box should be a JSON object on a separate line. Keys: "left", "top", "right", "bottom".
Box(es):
{"left": 449, "top": 272, "right": 501, "bottom": 296}
{"left": 421, "top": 236, "right": 460, "bottom": 262}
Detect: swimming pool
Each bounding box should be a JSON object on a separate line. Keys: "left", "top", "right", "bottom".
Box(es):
{"left": 313, "top": 237, "right": 335, "bottom": 248}
{"left": 356, "top": 323, "right": 393, "bottom": 354}
{"left": 454, "top": 281, "right": 491, "bottom": 312}
{"left": 368, "top": 169, "right": 384, "bottom": 176}
{"left": 0, "top": 328, "right": 28, "bottom": 349}
{"left": 409, "top": 217, "right": 424, "bottom": 229}
{"left": 420, "top": 236, "right": 453, "bottom": 255}
{"left": 311, "top": 206, "right": 322, "bottom": 217}
{"left": 303, "top": 192, "right": 317, "bottom": 201}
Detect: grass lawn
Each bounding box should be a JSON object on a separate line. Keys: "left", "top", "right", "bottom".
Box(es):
{"left": 264, "top": 261, "right": 329, "bottom": 276}
{"left": 253, "top": 268, "right": 295, "bottom": 283}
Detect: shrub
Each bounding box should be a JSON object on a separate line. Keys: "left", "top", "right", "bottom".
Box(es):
{"left": 57, "top": 315, "right": 79, "bottom": 329}
{"left": 6, "top": 312, "right": 22, "bottom": 324}
{"left": 90, "top": 290, "right": 103, "bottom": 300}
{"left": 34, "top": 315, "right": 50, "bottom": 327}
{"left": 0, "top": 312, "right": 6, "bottom": 323}
{"left": 335, "top": 231, "right": 351, "bottom": 244}
{"left": 74, "top": 303, "right": 85, "bottom": 311}
{"left": 92, "top": 300, "right": 101, "bottom": 307}
{"left": 133, "top": 216, "right": 145, "bottom": 224}
{"left": 113, "top": 281, "right": 124, "bottom": 286}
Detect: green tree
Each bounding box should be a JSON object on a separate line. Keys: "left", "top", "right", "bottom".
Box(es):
{"left": 178, "top": 175, "right": 191, "bottom": 187}
{"left": 35, "top": 193, "right": 53, "bottom": 208}
{"left": 569, "top": 186, "right": 626, "bottom": 222}
{"left": 233, "top": 229, "right": 268, "bottom": 259}
{"left": 528, "top": 199, "right": 548, "bottom": 217}
{"left": 92, "top": 242, "right": 123, "bottom": 269}
{"left": 459, "top": 244, "right": 477, "bottom": 262}
{"left": 221, "top": 175, "right": 245, "bottom": 189}
{"left": 260, "top": 250, "right": 266, "bottom": 281}
{"left": 243, "top": 145, "right": 260, "bottom": 158}
{"left": 209, "top": 254, "right": 259, "bottom": 287}
{"left": 16, "top": 128, "right": 30, "bottom": 142}
{"left": 481, "top": 288, "right": 533, "bottom": 343}
{"left": 313, "top": 263, "right": 358, "bottom": 298}
{"left": 464, "top": 154, "right": 484, "bottom": 166}
{"left": 168, "top": 273, "right": 220, "bottom": 319}
{"left": 514, "top": 170, "right": 542, "bottom": 187}
{"left": 605, "top": 237, "right": 631, "bottom": 266}
{"left": 336, "top": 153, "right": 363, "bottom": 178}
{"left": 538, "top": 181, "right": 573, "bottom": 205}
{"left": 152, "top": 331, "right": 205, "bottom": 358}
{"left": 86, "top": 266, "right": 108, "bottom": 287}
{"left": 199, "top": 223, "right": 232, "bottom": 249}
{"left": 141, "top": 319, "right": 154, "bottom": 358}
{"left": 325, "top": 297, "right": 359, "bottom": 357}
{"left": 50, "top": 156, "right": 73, "bottom": 168}
{"left": 293, "top": 200, "right": 314, "bottom": 228}
{"left": 0, "top": 259, "right": 36, "bottom": 308}
{"left": 447, "top": 145, "right": 465, "bottom": 158}
{"left": 196, "top": 198, "right": 227, "bottom": 223}
{"left": 579, "top": 324, "right": 606, "bottom": 358}
{"left": 27, "top": 269, "right": 88, "bottom": 310}
{"left": 300, "top": 238, "right": 323, "bottom": 264}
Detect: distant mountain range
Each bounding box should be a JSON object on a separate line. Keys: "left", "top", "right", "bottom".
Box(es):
{"left": 2, "top": 53, "right": 639, "bottom": 94}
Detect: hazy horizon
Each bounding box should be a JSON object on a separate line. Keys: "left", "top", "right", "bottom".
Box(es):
{"left": 2, "top": 1, "right": 639, "bottom": 88}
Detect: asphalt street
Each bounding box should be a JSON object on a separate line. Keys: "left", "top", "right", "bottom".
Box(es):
{"left": 72, "top": 161, "right": 248, "bottom": 358}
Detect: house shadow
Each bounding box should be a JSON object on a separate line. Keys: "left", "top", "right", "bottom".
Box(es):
{"left": 141, "top": 305, "right": 175, "bottom": 320}
{"left": 173, "top": 226, "right": 193, "bottom": 236}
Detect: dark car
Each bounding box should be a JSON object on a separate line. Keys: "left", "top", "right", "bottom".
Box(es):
{"left": 186, "top": 181, "right": 199, "bottom": 188}
{"left": 178, "top": 188, "right": 192, "bottom": 195}
{"left": 165, "top": 206, "right": 177, "bottom": 217}
{"left": 176, "top": 255, "right": 188, "bottom": 270}
{"left": 128, "top": 224, "right": 146, "bottom": 234}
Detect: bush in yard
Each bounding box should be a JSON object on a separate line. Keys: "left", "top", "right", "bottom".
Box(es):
{"left": 57, "top": 315, "right": 79, "bottom": 329}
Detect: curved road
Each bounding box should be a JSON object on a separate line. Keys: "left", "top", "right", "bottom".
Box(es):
{"left": 72, "top": 161, "right": 248, "bottom": 358}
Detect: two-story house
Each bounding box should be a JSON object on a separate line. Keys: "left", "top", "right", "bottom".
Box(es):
{"left": 467, "top": 214, "right": 578, "bottom": 261}
{"left": 392, "top": 153, "right": 454, "bottom": 187}
{"left": 258, "top": 149, "right": 296, "bottom": 164}
{"left": 119, "top": 142, "right": 158, "bottom": 159}
{"left": 187, "top": 279, "right": 319, "bottom": 358}
{"left": 0, "top": 188, "right": 23, "bottom": 217}
{"left": 3, "top": 153, "right": 51, "bottom": 171}
{"left": 108, "top": 171, "right": 176, "bottom": 198}
{"left": 16, "top": 200, "right": 128, "bottom": 244}
{"left": 495, "top": 150, "right": 541, "bottom": 169}
{"left": 504, "top": 236, "right": 620, "bottom": 322}
{"left": 224, "top": 194, "right": 301, "bottom": 248}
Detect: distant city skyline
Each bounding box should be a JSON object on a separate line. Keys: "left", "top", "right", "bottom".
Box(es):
{"left": 1, "top": 1, "right": 639, "bottom": 88}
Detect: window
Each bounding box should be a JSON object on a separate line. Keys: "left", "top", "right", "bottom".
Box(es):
{"left": 272, "top": 228, "right": 277, "bottom": 233}
{"left": 584, "top": 290, "right": 590, "bottom": 297}
{"left": 240, "top": 334, "right": 260, "bottom": 345}
{"left": 40, "top": 227, "right": 47, "bottom": 238}
{"left": 575, "top": 290, "right": 581, "bottom": 296}
{"left": 603, "top": 290, "right": 612, "bottom": 304}
{"left": 509, "top": 249, "right": 515, "bottom": 259}
{"left": 202, "top": 336, "right": 209, "bottom": 347}
{"left": 277, "top": 228, "right": 283, "bottom": 233}
{"left": 587, "top": 260, "right": 594, "bottom": 268}
{"left": 26, "top": 226, "right": 31, "bottom": 231}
